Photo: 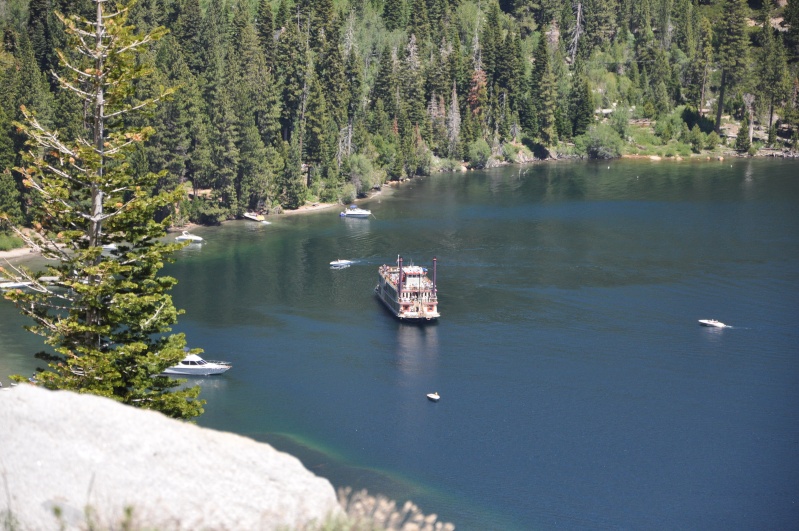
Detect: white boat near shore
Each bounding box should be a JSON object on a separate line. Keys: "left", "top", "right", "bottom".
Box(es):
{"left": 0, "top": 280, "right": 32, "bottom": 290}
{"left": 340, "top": 205, "right": 371, "bottom": 218}
{"left": 175, "top": 231, "right": 204, "bottom": 243}
{"left": 163, "top": 354, "right": 231, "bottom": 376}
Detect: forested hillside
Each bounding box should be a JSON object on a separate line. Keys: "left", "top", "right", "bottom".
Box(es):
{"left": 1, "top": 0, "right": 798, "bottom": 226}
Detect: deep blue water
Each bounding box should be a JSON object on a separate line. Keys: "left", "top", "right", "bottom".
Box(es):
{"left": 2, "top": 158, "right": 798, "bottom": 529}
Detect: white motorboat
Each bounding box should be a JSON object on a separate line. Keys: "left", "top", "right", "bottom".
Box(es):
{"left": 698, "top": 319, "right": 727, "bottom": 328}
{"left": 175, "top": 231, "right": 204, "bottom": 243}
{"left": 163, "top": 354, "right": 231, "bottom": 376}
{"left": 427, "top": 392, "right": 440, "bottom": 402}
{"left": 243, "top": 212, "right": 264, "bottom": 222}
{"left": 330, "top": 259, "right": 353, "bottom": 269}
{"left": 0, "top": 280, "right": 33, "bottom": 290}
{"left": 340, "top": 205, "right": 371, "bottom": 218}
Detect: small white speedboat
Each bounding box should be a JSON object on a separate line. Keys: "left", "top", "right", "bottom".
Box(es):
{"left": 0, "top": 280, "right": 33, "bottom": 290}
{"left": 427, "top": 392, "right": 440, "bottom": 402}
{"left": 330, "top": 259, "right": 353, "bottom": 269}
{"left": 175, "top": 231, "right": 204, "bottom": 243}
{"left": 163, "top": 354, "right": 231, "bottom": 376}
{"left": 243, "top": 212, "right": 264, "bottom": 222}
{"left": 340, "top": 205, "right": 371, "bottom": 218}
{"left": 698, "top": 319, "right": 727, "bottom": 328}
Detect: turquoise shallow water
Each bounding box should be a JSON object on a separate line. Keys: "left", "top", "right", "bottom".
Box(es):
{"left": 2, "top": 158, "right": 798, "bottom": 529}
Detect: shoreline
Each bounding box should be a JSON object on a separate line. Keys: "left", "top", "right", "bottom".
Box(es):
{"left": 0, "top": 193, "right": 388, "bottom": 264}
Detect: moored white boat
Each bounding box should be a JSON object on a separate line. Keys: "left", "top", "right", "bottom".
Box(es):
{"left": 243, "top": 212, "right": 265, "bottom": 222}
{"left": 698, "top": 319, "right": 727, "bottom": 328}
{"left": 427, "top": 392, "right": 440, "bottom": 402}
{"left": 163, "top": 354, "right": 231, "bottom": 376}
{"left": 340, "top": 205, "right": 371, "bottom": 218}
{"left": 375, "top": 256, "right": 439, "bottom": 322}
{"left": 175, "top": 231, "right": 204, "bottom": 243}
{"left": 0, "top": 280, "right": 33, "bottom": 290}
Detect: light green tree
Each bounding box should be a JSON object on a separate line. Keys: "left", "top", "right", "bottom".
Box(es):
{"left": 3, "top": 0, "right": 204, "bottom": 420}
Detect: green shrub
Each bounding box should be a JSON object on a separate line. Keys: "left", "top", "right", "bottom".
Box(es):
{"left": 689, "top": 125, "right": 705, "bottom": 153}
{"left": 438, "top": 158, "right": 463, "bottom": 172}
{"left": 185, "top": 197, "right": 227, "bottom": 225}
{"left": 574, "top": 124, "right": 624, "bottom": 159}
{"left": 705, "top": 131, "right": 720, "bottom": 151}
{"left": 467, "top": 139, "right": 491, "bottom": 168}
{"left": 654, "top": 107, "right": 686, "bottom": 142}
{"left": 502, "top": 143, "right": 520, "bottom": 163}
{"left": 0, "top": 232, "right": 25, "bottom": 251}
{"left": 610, "top": 106, "right": 631, "bottom": 138}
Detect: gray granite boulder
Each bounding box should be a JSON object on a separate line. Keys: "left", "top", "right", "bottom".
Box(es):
{"left": 0, "top": 384, "right": 342, "bottom": 530}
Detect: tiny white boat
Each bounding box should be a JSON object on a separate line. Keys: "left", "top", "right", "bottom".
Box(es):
{"left": 243, "top": 212, "right": 265, "bottom": 222}
{"left": 427, "top": 392, "right": 440, "bottom": 402}
{"left": 175, "top": 231, "right": 204, "bottom": 243}
{"left": 0, "top": 280, "right": 33, "bottom": 290}
{"left": 101, "top": 243, "right": 118, "bottom": 251}
{"left": 163, "top": 354, "right": 231, "bottom": 376}
{"left": 340, "top": 205, "right": 371, "bottom": 218}
{"left": 698, "top": 319, "right": 727, "bottom": 328}
{"left": 330, "top": 259, "right": 353, "bottom": 269}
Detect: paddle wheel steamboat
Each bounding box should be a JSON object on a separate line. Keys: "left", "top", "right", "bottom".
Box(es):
{"left": 375, "top": 256, "right": 439, "bottom": 322}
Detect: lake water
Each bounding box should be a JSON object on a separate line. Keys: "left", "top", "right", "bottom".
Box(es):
{"left": 2, "top": 158, "right": 798, "bottom": 529}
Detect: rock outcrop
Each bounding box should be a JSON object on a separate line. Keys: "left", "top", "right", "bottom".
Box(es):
{"left": 0, "top": 385, "right": 341, "bottom": 530}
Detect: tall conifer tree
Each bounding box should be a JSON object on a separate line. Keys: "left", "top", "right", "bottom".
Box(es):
{"left": 714, "top": 0, "right": 749, "bottom": 133}
{"left": 5, "top": 0, "right": 204, "bottom": 419}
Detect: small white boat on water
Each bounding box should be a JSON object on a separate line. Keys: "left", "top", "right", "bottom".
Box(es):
{"left": 0, "top": 280, "right": 33, "bottom": 290}
{"left": 698, "top": 319, "right": 727, "bottom": 328}
{"left": 340, "top": 205, "right": 371, "bottom": 218}
{"left": 175, "top": 231, "right": 204, "bottom": 243}
{"left": 244, "top": 212, "right": 264, "bottom": 222}
{"left": 330, "top": 259, "right": 353, "bottom": 269}
{"left": 427, "top": 392, "right": 440, "bottom": 402}
{"left": 163, "top": 354, "right": 231, "bottom": 376}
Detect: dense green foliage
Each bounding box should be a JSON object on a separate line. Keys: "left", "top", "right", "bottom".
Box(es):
{"left": 0, "top": 0, "right": 798, "bottom": 225}
{"left": 2, "top": 0, "right": 204, "bottom": 420}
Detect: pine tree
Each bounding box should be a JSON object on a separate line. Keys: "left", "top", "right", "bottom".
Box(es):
{"left": 275, "top": 21, "right": 308, "bottom": 142}
{"left": 383, "top": 0, "right": 406, "bottom": 32}
{"left": 5, "top": 0, "right": 204, "bottom": 419}
{"left": 714, "top": 0, "right": 749, "bottom": 133}
{"left": 174, "top": 0, "right": 204, "bottom": 75}
{"left": 0, "top": 169, "right": 23, "bottom": 226}
{"left": 446, "top": 82, "right": 462, "bottom": 159}
{"left": 372, "top": 45, "right": 399, "bottom": 117}
{"left": 735, "top": 113, "right": 751, "bottom": 152}
{"left": 756, "top": 4, "right": 790, "bottom": 136}
{"left": 282, "top": 136, "right": 305, "bottom": 208}
{"left": 304, "top": 72, "right": 330, "bottom": 167}
{"left": 532, "top": 34, "right": 558, "bottom": 145}
{"left": 401, "top": 35, "right": 430, "bottom": 142}
{"left": 318, "top": 29, "right": 349, "bottom": 129}
{"left": 571, "top": 76, "right": 594, "bottom": 137}
{"left": 407, "top": 0, "right": 431, "bottom": 52}
{"left": 256, "top": 0, "right": 275, "bottom": 69}
{"left": 785, "top": 0, "right": 799, "bottom": 59}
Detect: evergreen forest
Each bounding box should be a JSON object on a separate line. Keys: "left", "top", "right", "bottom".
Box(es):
{"left": 1, "top": 0, "right": 799, "bottom": 228}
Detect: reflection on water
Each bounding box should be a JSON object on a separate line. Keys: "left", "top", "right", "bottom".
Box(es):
{"left": 394, "top": 323, "right": 440, "bottom": 376}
